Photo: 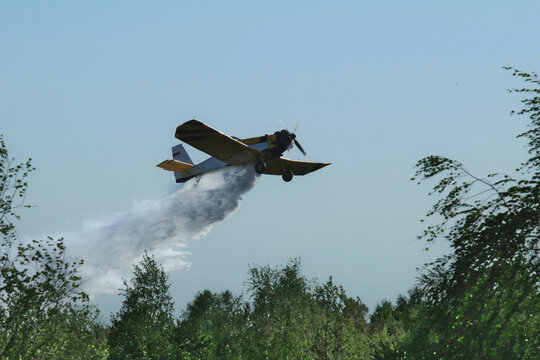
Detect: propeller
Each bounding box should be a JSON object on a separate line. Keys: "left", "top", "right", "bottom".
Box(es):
{"left": 291, "top": 121, "right": 306, "bottom": 156}
{"left": 278, "top": 118, "right": 307, "bottom": 156}
{"left": 293, "top": 136, "right": 306, "bottom": 156}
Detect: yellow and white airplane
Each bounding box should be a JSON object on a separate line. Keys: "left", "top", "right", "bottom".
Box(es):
{"left": 157, "top": 120, "right": 331, "bottom": 183}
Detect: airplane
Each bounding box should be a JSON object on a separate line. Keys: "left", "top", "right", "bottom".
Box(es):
{"left": 157, "top": 120, "right": 331, "bottom": 183}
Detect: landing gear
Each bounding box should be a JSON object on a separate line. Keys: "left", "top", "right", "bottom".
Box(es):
{"left": 282, "top": 169, "right": 293, "bottom": 182}
{"left": 255, "top": 161, "right": 266, "bottom": 174}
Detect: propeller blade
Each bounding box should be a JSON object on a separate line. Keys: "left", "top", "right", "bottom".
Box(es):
{"left": 294, "top": 138, "right": 307, "bottom": 156}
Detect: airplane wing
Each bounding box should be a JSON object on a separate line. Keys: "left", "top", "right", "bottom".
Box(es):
{"left": 265, "top": 157, "right": 331, "bottom": 176}
{"left": 175, "top": 120, "right": 261, "bottom": 165}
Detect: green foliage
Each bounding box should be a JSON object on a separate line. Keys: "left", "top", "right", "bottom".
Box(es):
{"left": 0, "top": 135, "right": 34, "bottom": 240}
{"left": 0, "top": 135, "right": 108, "bottom": 359}
{"left": 108, "top": 252, "right": 176, "bottom": 360}
{"left": 504, "top": 67, "right": 540, "bottom": 172}
{"left": 309, "top": 276, "right": 371, "bottom": 359}
{"left": 176, "top": 289, "right": 246, "bottom": 359}
{"left": 405, "top": 68, "right": 540, "bottom": 359}
{"left": 370, "top": 300, "right": 406, "bottom": 359}
{"left": 369, "top": 288, "right": 423, "bottom": 360}
{"left": 177, "top": 259, "right": 374, "bottom": 359}
{"left": 245, "top": 259, "right": 313, "bottom": 359}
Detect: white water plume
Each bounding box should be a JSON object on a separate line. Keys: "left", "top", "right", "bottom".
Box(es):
{"left": 64, "top": 165, "right": 259, "bottom": 297}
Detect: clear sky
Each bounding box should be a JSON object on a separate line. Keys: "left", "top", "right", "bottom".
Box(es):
{"left": 2, "top": 1, "right": 539, "bottom": 316}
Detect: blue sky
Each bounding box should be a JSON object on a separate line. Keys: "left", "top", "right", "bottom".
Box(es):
{"left": 2, "top": 1, "right": 539, "bottom": 315}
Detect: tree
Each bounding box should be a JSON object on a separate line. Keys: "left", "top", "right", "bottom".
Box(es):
{"left": 0, "top": 135, "right": 33, "bottom": 240}
{"left": 0, "top": 135, "right": 107, "bottom": 359}
{"left": 310, "top": 276, "right": 371, "bottom": 359}
{"left": 244, "top": 259, "right": 372, "bottom": 359}
{"left": 369, "top": 288, "right": 423, "bottom": 360}
{"left": 244, "top": 259, "right": 314, "bottom": 359}
{"left": 175, "top": 259, "right": 374, "bottom": 359}
{"left": 176, "top": 289, "right": 247, "bottom": 359}
{"left": 404, "top": 68, "right": 540, "bottom": 359}
{"left": 369, "top": 300, "right": 406, "bottom": 359}
{"left": 108, "top": 252, "right": 176, "bottom": 360}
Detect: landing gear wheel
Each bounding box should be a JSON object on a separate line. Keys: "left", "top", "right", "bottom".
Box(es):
{"left": 255, "top": 161, "right": 266, "bottom": 174}
{"left": 282, "top": 169, "right": 293, "bottom": 182}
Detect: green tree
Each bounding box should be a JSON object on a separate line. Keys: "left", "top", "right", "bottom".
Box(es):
{"left": 310, "top": 277, "right": 371, "bottom": 359}
{"left": 108, "top": 252, "right": 176, "bottom": 360}
{"left": 0, "top": 135, "right": 33, "bottom": 240}
{"left": 244, "top": 259, "right": 372, "bottom": 359}
{"left": 176, "top": 289, "right": 247, "bottom": 359}
{"left": 370, "top": 300, "right": 406, "bottom": 359}
{"left": 175, "top": 259, "right": 374, "bottom": 359}
{"left": 369, "top": 288, "right": 423, "bottom": 360}
{"left": 404, "top": 68, "right": 540, "bottom": 359}
{"left": 0, "top": 135, "right": 107, "bottom": 359}
{"left": 245, "top": 259, "right": 314, "bottom": 359}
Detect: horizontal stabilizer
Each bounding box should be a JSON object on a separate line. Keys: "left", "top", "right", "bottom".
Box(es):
{"left": 156, "top": 159, "right": 194, "bottom": 172}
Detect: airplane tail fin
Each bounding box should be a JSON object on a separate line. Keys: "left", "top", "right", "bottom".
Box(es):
{"left": 171, "top": 144, "right": 193, "bottom": 165}
{"left": 156, "top": 144, "right": 195, "bottom": 180}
